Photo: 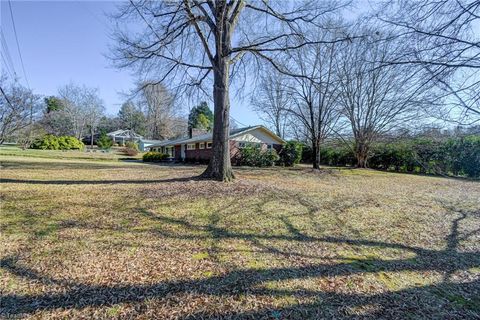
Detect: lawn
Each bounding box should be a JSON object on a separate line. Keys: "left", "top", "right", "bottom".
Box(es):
{"left": 1, "top": 152, "right": 479, "bottom": 319}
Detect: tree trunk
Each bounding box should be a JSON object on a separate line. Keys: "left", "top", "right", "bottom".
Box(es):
{"left": 201, "top": 56, "right": 234, "bottom": 181}
{"left": 312, "top": 139, "right": 320, "bottom": 169}
{"left": 355, "top": 141, "right": 368, "bottom": 168}
{"left": 90, "top": 126, "right": 94, "bottom": 148}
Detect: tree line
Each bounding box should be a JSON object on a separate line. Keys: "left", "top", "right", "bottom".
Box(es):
{"left": 1, "top": 0, "right": 478, "bottom": 180}
{"left": 0, "top": 78, "right": 212, "bottom": 147}
{"left": 110, "top": 0, "right": 479, "bottom": 181}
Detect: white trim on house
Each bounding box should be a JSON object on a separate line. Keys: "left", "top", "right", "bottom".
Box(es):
{"left": 146, "top": 126, "right": 285, "bottom": 152}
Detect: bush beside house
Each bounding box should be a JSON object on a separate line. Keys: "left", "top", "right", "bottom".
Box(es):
{"left": 237, "top": 145, "right": 279, "bottom": 167}
{"left": 143, "top": 152, "right": 169, "bottom": 162}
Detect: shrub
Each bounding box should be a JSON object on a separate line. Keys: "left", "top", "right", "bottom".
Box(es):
{"left": 97, "top": 132, "right": 113, "bottom": 150}
{"left": 58, "top": 136, "right": 84, "bottom": 150}
{"left": 310, "top": 136, "right": 479, "bottom": 178}
{"left": 31, "top": 135, "right": 83, "bottom": 150}
{"left": 301, "top": 144, "right": 314, "bottom": 163}
{"left": 125, "top": 141, "right": 139, "bottom": 151}
{"left": 443, "top": 135, "right": 480, "bottom": 178}
{"left": 278, "top": 141, "right": 303, "bottom": 166}
{"left": 238, "top": 145, "right": 279, "bottom": 167}
{"left": 124, "top": 147, "right": 138, "bottom": 156}
{"left": 143, "top": 151, "right": 168, "bottom": 162}
{"left": 320, "top": 145, "right": 355, "bottom": 166}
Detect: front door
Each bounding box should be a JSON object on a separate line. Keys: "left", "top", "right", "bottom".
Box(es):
{"left": 181, "top": 144, "right": 185, "bottom": 160}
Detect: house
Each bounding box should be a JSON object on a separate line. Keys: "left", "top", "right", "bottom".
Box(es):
{"left": 147, "top": 125, "right": 285, "bottom": 162}
{"left": 107, "top": 129, "right": 143, "bottom": 144}
{"left": 138, "top": 139, "right": 163, "bottom": 152}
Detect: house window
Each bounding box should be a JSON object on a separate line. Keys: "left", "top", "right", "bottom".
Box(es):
{"left": 238, "top": 142, "right": 261, "bottom": 148}
{"left": 206, "top": 142, "right": 212, "bottom": 149}
{"left": 187, "top": 143, "right": 196, "bottom": 150}
{"left": 199, "top": 142, "right": 205, "bottom": 149}
{"left": 166, "top": 146, "right": 174, "bottom": 157}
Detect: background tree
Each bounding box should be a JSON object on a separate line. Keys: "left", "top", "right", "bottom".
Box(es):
{"left": 83, "top": 89, "right": 105, "bottom": 148}
{"left": 44, "top": 96, "right": 64, "bottom": 113}
{"left": 97, "top": 115, "right": 121, "bottom": 134}
{"left": 96, "top": 131, "right": 113, "bottom": 150}
{"left": 0, "top": 76, "right": 41, "bottom": 144}
{"left": 335, "top": 30, "right": 432, "bottom": 167}
{"left": 112, "top": 0, "right": 350, "bottom": 181}
{"left": 188, "top": 102, "right": 213, "bottom": 131}
{"left": 57, "top": 83, "right": 88, "bottom": 139}
{"left": 283, "top": 28, "right": 344, "bottom": 169}
{"left": 251, "top": 69, "right": 290, "bottom": 139}
{"left": 376, "top": 0, "right": 480, "bottom": 124}
{"left": 139, "top": 82, "right": 185, "bottom": 140}
{"left": 118, "top": 101, "right": 146, "bottom": 136}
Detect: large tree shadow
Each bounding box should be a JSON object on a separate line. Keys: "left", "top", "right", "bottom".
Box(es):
{"left": 1, "top": 200, "right": 479, "bottom": 318}
{"left": 0, "top": 176, "right": 201, "bottom": 185}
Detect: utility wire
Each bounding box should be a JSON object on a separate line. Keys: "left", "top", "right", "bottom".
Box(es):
{"left": 0, "top": 29, "right": 17, "bottom": 78}
{"left": 0, "top": 86, "right": 14, "bottom": 108}
{"left": 8, "top": 0, "right": 30, "bottom": 89}
{"left": 1, "top": 53, "right": 14, "bottom": 78}
{"left": 230, "top": 116, "right": 249, "bottom": 128}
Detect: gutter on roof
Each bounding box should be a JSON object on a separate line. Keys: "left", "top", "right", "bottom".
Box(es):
{"left": 148, "top": 125, "right": 285, "bottom": 148}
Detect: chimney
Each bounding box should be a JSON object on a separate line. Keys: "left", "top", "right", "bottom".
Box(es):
{"left": 189, "top": 128, "right": 208, "bottom": 138}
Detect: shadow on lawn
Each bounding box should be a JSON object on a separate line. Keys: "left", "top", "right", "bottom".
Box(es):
{"left": 0, "top": 160, "right": 129, "bottom": 171}
{"left": 0, "top": 176, "right": 201, "bottom": 185}
{"left": 1, "top": 202, "right": 479, "bottom": 318}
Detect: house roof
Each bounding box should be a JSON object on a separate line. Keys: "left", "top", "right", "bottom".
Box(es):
{"left": 148, "top": 126, "right": 285, "bottom": 148}
{"left": 139, "top": 139, "right": 163, "bottom": 144}
{"left": 107, "top": 129, "right": 143, "bottom": 139}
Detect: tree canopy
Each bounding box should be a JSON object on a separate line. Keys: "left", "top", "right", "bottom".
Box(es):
{"left": 188, "top": 102, "right": 213, "bottom": 131}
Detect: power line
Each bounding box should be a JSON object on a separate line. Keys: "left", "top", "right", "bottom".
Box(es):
{"left": 1, "top": 53, "right": 14, "bottom": 78}
{"left": 8, "top": 0, "right": 30, "bottom": 89}
{"left": 230, "top": 116, "right": 249, "bottom": 128}
{"left": 0, "top": 29, "right": 17, "bottom": 78}
{"left": 0, "top": 86, "right": 14, "bottom": 109}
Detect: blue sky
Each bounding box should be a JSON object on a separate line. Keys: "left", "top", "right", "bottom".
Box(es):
{"left": 0, "top": 1, "right": 257, "bottom": 125}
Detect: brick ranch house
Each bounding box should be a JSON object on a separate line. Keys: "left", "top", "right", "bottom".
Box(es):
{"left": 147, "top": 125, "right": 285, "bottom": 163}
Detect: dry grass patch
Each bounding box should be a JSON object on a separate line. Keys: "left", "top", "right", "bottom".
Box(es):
{"left": 1, "top": 155, "right": 479, "bottom": 319}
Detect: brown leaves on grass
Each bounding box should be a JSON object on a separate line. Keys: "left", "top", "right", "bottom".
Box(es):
{"left": 1, "top": 159, "right": 479, "bottom": 319}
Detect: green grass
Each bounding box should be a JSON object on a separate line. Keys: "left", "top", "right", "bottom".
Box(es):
{"left": 1, "top": 151, "right": 479, "bottom": 319}
{"left": 0, "top": 144, "right": 143, "bottom": 161}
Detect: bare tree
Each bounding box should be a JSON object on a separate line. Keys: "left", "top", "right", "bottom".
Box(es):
{"left": 284, "top": 30, "right": 344, "bottom": 169}
{"left": 251, "top": 69, "right": 290, "bottom": 139}
{"left": 57, "top": 83, "right": 104, "bottom": 141}
{"left": 58, "top": 84, "right": 87, "bottom": 140}
{"left": 84, "top": 90, "right": 105, "bottom": 148}
{"left": 111, "top": 0, "right": 350, "bottom": 181}
{"left": 376, "top": 0, "right": 480, "bottom": 124}
{"left": 139, "top": 82, "right": 185, "bottom": 140}
{"left": 0, "top": 76, "right": 41, "bottom": 144}
{"left": 336, "top": 31, "right": 432, "bottom": 167}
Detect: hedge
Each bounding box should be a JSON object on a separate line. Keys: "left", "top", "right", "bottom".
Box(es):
{"left": 314, "top": 136, "right": 480, "bottom": 178}
{"left": 278, "top": 141, "right": 303, "bottom": 167}
{"left": 237, "top": 145, "right": 279, "bottom": 167}
{"left": 31, "top": 135, "right": 84, "bottom": 150}
{"left": 143, "top": 151, "right": 169, "bottom": 162}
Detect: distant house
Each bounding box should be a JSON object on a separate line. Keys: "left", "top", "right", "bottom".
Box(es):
{"left": 108, "top": 130, "right": 143, "bottom": 144}
{"left": 147, "top": 125, "right": 285, "bottom": 162}
{"left": 138, "top": 139, "right": 163, "bottom": 152}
